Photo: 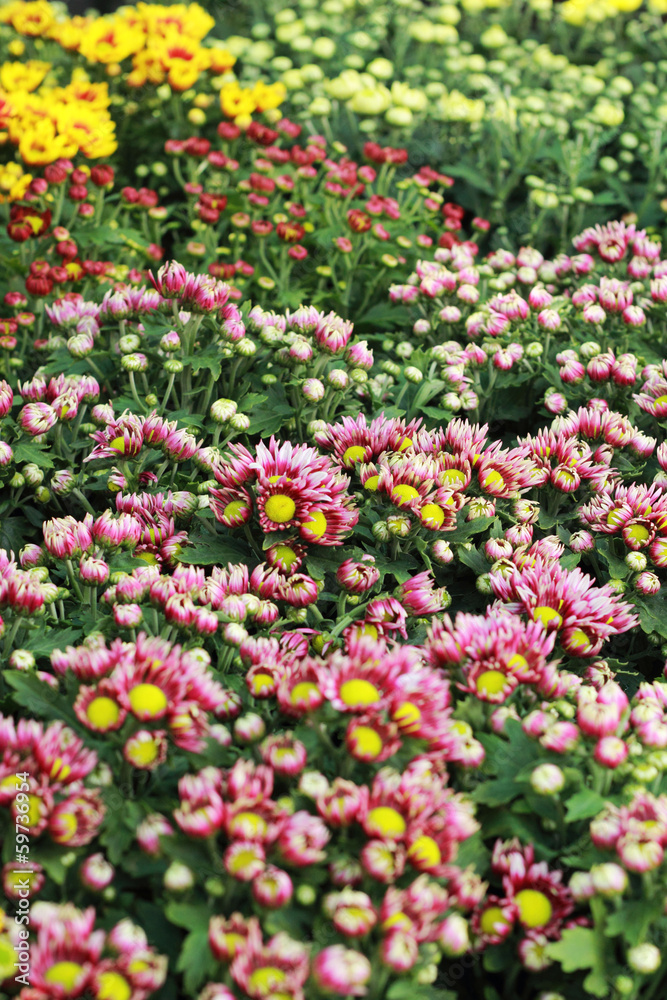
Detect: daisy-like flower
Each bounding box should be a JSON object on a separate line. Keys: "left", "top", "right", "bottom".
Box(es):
{"left": 84, "top": 411, "right": 144, "bottom": 463}
{"left": 489, "top": 557, "right": 638, "bottom": 656}
{"left": 314, "top": 412, "right": 422, "bottom": 468}
{"left": 427, "top": 612, "right": 556, "bottom": 702}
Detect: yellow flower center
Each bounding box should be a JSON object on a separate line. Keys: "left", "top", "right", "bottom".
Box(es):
{"left": 223, "top": 500, "right": 246, "bottom": 520}
{"left": 248, "top": 968, "right": 286, "bottom": 993}
{"left": 339, "top": 678, "right": 381, "bottom": 708}
{"left": 391, "top": 483, "right": 420, "bottom": 504}
{"left": 290, "top": 681, "right": 320, "bottom": 706}
{"left": 45, "top": 962, "right": 85, "bottom": 991}
{"left": 421, "top": 503, "right": 445, "bottom": 528}
{"left": 127, "top": 736, "right": 160, "bottom": 768}
{"left": 25, "top": 795, "right": 44, "bottom": 829}
{"left": 392, "top": 701, "right": 422, "bottom": 732}
{"left": 441, "top": 469, "right": 466, "bottom": 488}
{"left": 86, "top": 696, "right": 120, "bottom": 729}
{"left": 476, "top": 670, "right": 509, "bottom": 697}
{"left": 301, "top": 509, "right": 327, "bottom": 539}
{"left": 349, "top": 725, "right": 382, "bottom": 759}
{"left": 49, "top": 757, "right": 71, "bottom": 782}
{"left": 382, "top": 912, "right": 413, "bottom": 932}
{"left": 110, "top": 436, "right": 126, "bottom": 453}
{"left": 273, "top": 544, "right": 298, "bottom": 567}
{"left": 264, "top": 494, "right": 296, "bottom": 524}
{"left": 567, "top": 628, "right": 592, "bottom": 650}
{"left": 654, "top": 394, "right": 667, "bottom": 408}
{"left": 128, "top": 683, "right": 168, "bottom": 718}
{"left": 228, "top": 812, "right": 267, "bottom": 838}
{"left": 514, "top": 889, "right": 553, "bottom": 928}
{"left": 626, "top": 523, "right": 650, "bottom": 543}
{"left": 398, "top": 436, "right": 412, "bottom": 452}
{"left": 343, "top": 445, "right": 367, "bottom": 465}
{"left": 222, "top": 932, "right": 246, "bottom": 958}
{"left": 507, "top": 653, "right": 528, "bottom": 671}
{"left": 366, "top": 806, "right": 406, "bottom": 839}
{"left": 481, "top": 469, "right": 505, "bottom": 490}
{"left": 364, "top": 475, "right": 380, "bottom": 491}
{"left": 407, "top": 835, "right": 441, "bottom": 868}
{"left": 480, "top": 906, "right": 512, "bottom": 936}
{"left": 532, "top": 606, "right": 563, "bottom": 629}
{"left": 248, "top": 673, "right": 275, "bottom": 696}
{"left": 606, "top": 508, "right": 625, "bottom": 527}
{"left": 228, "top": 848, "right": 261, "bottom": 873}
{"left": 97, "top": 972, "right": 132, "bottom": 1000}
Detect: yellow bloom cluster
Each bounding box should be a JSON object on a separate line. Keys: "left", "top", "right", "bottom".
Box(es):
{"left": 0, "top": 64, "right": 116, "bottom": 166}
{"left": 219, "top": 80, "right": 287, "bottom": 124}
{"left": 560, "top": 0, "right": 667, "bottom": 21}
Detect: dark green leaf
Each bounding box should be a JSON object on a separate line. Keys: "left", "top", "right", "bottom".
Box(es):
{"left": 564, "top": 790, "right": 607, "bottom": 824}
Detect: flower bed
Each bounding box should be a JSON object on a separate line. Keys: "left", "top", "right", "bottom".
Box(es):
{"left": 1, "top": 3, "right": 667, "bottom": 1000}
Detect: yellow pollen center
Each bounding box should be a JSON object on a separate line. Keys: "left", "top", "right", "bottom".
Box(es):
{"left": 229, "top": 812, "right": 267, "bottom": 838}
{"left": 407, "top": 835, "right": 442, "bottom": 868}
{"left": 382, "top": 912, "right": 413, "bottom": 932}
{"left": 25, "top": 795, "right": 44, "bottom": 829}
{"left": 568, "top": 628, "right": 592, "bottom": 650}
{"left": 128, "top": 683, "right": 168, "bottom": 718}
{"left": 229, "top": 848, "right": 261, "bottom": 873}
{"left": 290, "top": 681, "right": 320, "bottom": 706}
{"left": 349, "top": 725, "right": 383, "bottom": 758}
{"left": 366, "top": 806, "right": 407, "bottom": 839}
{"left": 273, "top": 544, "right": 298, "bottom": 567}
{"left": 86, "top": 696, "right": 120, "bottom": 729}
{"left": 398, "top": 436, "right": 412, "bottom": 452}
{"left": 364, "top": 475, "right": 380, "bottom": 491}
{"left": 514, "top": 889, "right": 553, "bottom": 928}
{"left": 606, "top": 509, "right": 625, "bottom": 527}
{"left": 223, "top": 932, "right": 246, "bottom": 957}
{"left": 476, "top": 670, "right": 510, "bottom": 697}
{"left": 343, "top": 445, "right": 367, "bottom": 465}
{"left": 421, "top": 503, "right": 445, "bottom": 528}
{"left": 249, "top": 673, "right": 275, "bottom": 695}
{"left": 626, "top": 524, "right": 650, "bottom": 543}
{"left": 507, "top": 653, "right": 528, "bottom": 671}
{"left": 249, "top": 968, "right": 286, "bottom": 992}
{"left": 45, "top": 962, "right": 85, "bottom": 991}
{"left": 441, "top": 469, "right": 466, "bottom": 488}
{"left": 532, "top": 606, "right": 563, "bottom": 629}
{"left": 393, "top": 701, "right": 422, "bottom": 732}
{"left": 96, "top": 972, "right": 132, "bottom": 1000}
{"left": 654, "top": 394, "right": 667, "bottom": 408}
{"left": 480, "top": 906, "right": 512, "bottom": 936}
{"left": 391, "top": 484, "right": 420, "bottom": 504}
{"left": 481, "top": 469, "right": 505, "bottom": 490}
{"left": 339, "top": 678, "right": 381, "bottom": 708}
{"left": 301, "top": 509, "right": 327, "bottom": 539}
{"left": 223, "top": 500, "right": 246, "bottom": 520}
{"left": 127, "top": 737, "right": 160, "bottom": 767}
{"left": 110, "top": 436, "right": 126, "bottom": 453}
{"left": 264, "top": 494, "right": 296, "bottom": 524}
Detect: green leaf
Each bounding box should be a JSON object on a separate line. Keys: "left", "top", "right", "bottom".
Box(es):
{"left": 564, "top": 790, "right": 608, "bottom": 824}
{"left": 177, "top": 928, "right": 216, "bottom": 995}
{"left": 12, "top": 440, "right": 55, "bottom": 469}
{"left": 457, "top": 545, "right": 490, "bottom": 575}
{"left": 472, "top": 776, "right": 525, "bottom": 807}
{"left": 23, "top": 627, "right": 82, "bottom": 657}
{"left": 440, "top": 163, "right": 495, "bottom": 195}
{"left": 177, "top": 534, "right": 249, "bottom": 566}
{"left": 604, "top": 898, "right": 665, "bottom": 946}
{"left": 546, "top": 927, "right": 604, "bottom": 975}
{"left": 165, "top": 902, "right": 210, "bottom": 931}
{"left": 4, "top": 671, "right": 79, "bottom": 728}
